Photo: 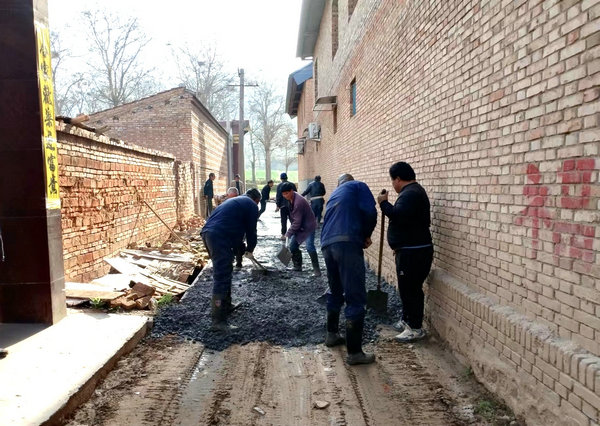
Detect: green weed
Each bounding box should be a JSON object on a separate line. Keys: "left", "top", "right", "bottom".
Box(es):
{"left": 89, "top": 297, "right": 106, "bottom": 309}
{"left": 157, "top": 294, "right": 174, "bottom": 307}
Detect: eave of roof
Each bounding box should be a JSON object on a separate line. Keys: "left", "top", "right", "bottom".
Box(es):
{"left": 286, "top": 62, "right": 313, "bottom": 117}
{"left": 296, "top": 0, "right": 326, "bottom": 59}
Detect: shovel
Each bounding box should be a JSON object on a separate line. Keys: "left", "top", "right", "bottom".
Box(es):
{"left": 367, "top": 198, "right": 388, "bottom": 313}
{"left": 277, "top": 238, "right": 292, "bottom": 266}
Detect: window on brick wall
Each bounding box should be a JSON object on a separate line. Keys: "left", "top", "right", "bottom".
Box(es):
{"left": 333, "top": 105, "right": 338, "bottom": 133}
{"left": 332, "top": 0, "right": 339, "bottom": 58}
{"left": 348, "top": 0, "right": 357, "bottom": 20}
{"left": 314, "top": 60, "right": 319, "bottom": 103}
{"left": 350, "top": 78, "right": 357, "bottom": 116}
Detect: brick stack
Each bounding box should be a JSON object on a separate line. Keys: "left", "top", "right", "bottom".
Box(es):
{"left": 297, "top": 0, "right": 600, "bottom": 423}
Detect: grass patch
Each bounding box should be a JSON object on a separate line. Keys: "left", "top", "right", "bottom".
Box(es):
{"left": 474, "top": 399, "right": 497, "bottom": 421}
{"left": 89, "top": 297, "right": 106, "bottom": 309}
{"left": 245, "top": 170, "right": 298, "bottom": 184}
{"left": 157, "top": 294, "right": 175, "bottom": 307}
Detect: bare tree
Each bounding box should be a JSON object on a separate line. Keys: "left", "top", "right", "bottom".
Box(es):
{"left": 83, "top": 9, "right": 157, "bottom": 109}
{"left": 174, "top": 44, "right": 236, "bottom": 120}
{"left": 249, "top": 82, "right": 293, "bottom": 181}
{"left": 278, "top": 132, "right": 298, "bottom": 174}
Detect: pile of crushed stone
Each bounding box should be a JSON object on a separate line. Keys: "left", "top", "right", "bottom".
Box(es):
{"left": 152, "top": 236, "right": 404, "bottom": 351}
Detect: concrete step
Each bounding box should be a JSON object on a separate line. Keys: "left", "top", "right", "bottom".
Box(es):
{"left": 0, "top": 311, "right": 150, "bottom": 425}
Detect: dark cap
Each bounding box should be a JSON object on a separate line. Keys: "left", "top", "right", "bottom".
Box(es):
{"left": 280, "top": 172, "right": 288, "bottom": 180}
{"left": 280, "top": 182, "right": 294, "bottom": 193}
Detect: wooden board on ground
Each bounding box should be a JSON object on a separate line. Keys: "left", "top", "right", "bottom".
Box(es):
{"left": 104, "top": 257, "right": 190, "bottom": 297}
{"left": 91, "top": 274, "right": 133, "bottom": 290}
{"left": 65, "top": 282, "right": 124, "bottom": 301}
{"left": 121, "top": 249, "right": 194, "bottom": 263}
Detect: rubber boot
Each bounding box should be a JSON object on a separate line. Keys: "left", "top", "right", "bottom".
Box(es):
{"left": 290, "top": 249, "right": 302, "bottom": 271}
{"left": 235, "top": 251, "right": 243, "bottom": 269}
{"left": 224, "top": 289, "right": 241, "bottom": 313}
{"left": 308, "top": 251, "right": 321, "bottom": 277}
{"left": 211, "top": 296, "right": 237, "bottom": 332}
{"left": 325, "top": 311, "right": 345, "bottom": 347}
{"left": 345, "top": 318, "right": 375, "bottom": 365}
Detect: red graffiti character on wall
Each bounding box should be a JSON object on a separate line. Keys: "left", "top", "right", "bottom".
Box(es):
{"left": 515, "top": 159, "right": 596, "bottom": 264}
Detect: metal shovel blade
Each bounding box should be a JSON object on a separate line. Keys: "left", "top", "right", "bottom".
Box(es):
{"left": 367, "top": 287, "right": 388, "bottom": 313}
{"left": 277, "top": 245, "right": 292, "bottom": 266}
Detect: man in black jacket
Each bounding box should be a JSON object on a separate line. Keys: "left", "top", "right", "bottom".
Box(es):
{"left": 377, "top": 162, "right": 433, "bottom": 343}
{"left": 258, "top": 180, "right": 274, "bottom": 219}
{"left": 301, "top": 175, "right": 326, "bottom": 225}
{"left": 275, "top": 173, "right": 296, "bottom": 237}
{"left": 203, "top": 173, "right": 215, "bottom": 217}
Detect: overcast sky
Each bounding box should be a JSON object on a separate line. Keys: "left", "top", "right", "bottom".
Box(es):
{"left": 48, "top": 0, "right": 308, "bottom": 92}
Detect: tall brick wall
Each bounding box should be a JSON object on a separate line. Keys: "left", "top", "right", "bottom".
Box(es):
{"left": 175, "top": 161, "right": 195, "bottom": 224}
{"left": 57, "top": 123, "right": 178, "bottom": 282}
{"left": 191, "top": 110, "right": 230, "bottom": 212}
{"left": 300, "top": 0, "right": 600, "bottom": 424}
{"left": 88, "top": 88, "right": 229, "bottom": 217}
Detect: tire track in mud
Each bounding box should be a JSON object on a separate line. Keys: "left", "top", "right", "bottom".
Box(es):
{"left": 121, "top": 340, "right": 204, "bottom": 426}
{"left": 370, "top": 340, "right": 464, "bottom": 425}
{"left": 65, "top": 337, "right": 204, "bottom": 426}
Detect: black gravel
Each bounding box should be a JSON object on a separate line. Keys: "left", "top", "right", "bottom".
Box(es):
{"left": 152, "top": 208, "right": 403, "bottom": 351}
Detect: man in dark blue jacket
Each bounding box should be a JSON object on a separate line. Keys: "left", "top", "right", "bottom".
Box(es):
{"left": 275, "top": 173, "right": 296, "bottom": 236}
{"left": 258, "top": 180, "right": 274, "bottom": 219}
{"left": 378, "top": 162, "right": 433, "bottom": 343}
{"left": 201, "top": 188, "right": 261, "bottom": 331}
{"left": 321, "top": 173, "right": 377, "bottom": 365}
{"left": 301, "top": 175, "right": 326, "bottom": 225}
{"left": 203, "top": 172, "right": 215, "bottom": 217}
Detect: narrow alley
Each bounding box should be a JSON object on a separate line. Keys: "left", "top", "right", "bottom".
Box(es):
{"left": 65, "top": 203, "right": 518, "bottom": 426}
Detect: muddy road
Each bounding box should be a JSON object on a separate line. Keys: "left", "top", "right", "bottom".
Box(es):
{"left": 65, "top": 203, "right": 520, "bottom": 426}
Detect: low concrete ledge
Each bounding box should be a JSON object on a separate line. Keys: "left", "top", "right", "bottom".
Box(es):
{"left": 0, "top": 312, "right": 151, "bottom": 425}
{"left": 427, "top": 269, "right": 600, "bottom": 426}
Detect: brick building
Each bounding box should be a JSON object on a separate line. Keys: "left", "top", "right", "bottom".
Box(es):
{"left": 292, "top": 0, "right": 600, "bottom": 424}
{"left": 88, "top": 87, "right": 231, "bottom": 217}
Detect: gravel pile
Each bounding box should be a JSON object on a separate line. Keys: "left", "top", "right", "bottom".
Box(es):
{"left": 153, "top": 212, "right": 404, "bottom": 351}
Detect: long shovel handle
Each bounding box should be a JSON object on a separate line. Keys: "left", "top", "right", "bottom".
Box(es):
{"left": 377, "top": 210, "right": 385, "bottom": 290}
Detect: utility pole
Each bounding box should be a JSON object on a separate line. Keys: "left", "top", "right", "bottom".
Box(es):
{"left": 229, "top": 69, "right": 257, "bottom": 185}
{"left": 238, "top": 68, "right": 245, "bottom": 185}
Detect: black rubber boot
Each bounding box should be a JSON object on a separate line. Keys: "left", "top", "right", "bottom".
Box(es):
{"left": 308, "top": 251, "right": 321, "bottom": 277}
{"left": 224, "top": 289, "right": 241, "bottom": 313}
{"left": 211, "top": 295, "right": 237, "bottom": 332}
{"left": 235, "top": 251, "right": 243, "bottom": 269}
{"left": 325, "top": 311, "right": 345, "bottom": 347}
{"left": 345, "top": 318, "right": 375, "bottom": 365}
{"left": 291, "top": 249, "right": 302, "bottom": 271}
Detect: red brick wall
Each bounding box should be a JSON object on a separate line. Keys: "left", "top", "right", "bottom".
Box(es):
{"left": 191, "top": 110, "right": 229, "bottom": 212}
{"left": 301, "top": 0, "right": 600, "bottom": 424}
{"left": 57, "top": 123, "right": 178, "bottom": 282}
{"left": 88, "top": 88, "right": 229, "bottom": 217}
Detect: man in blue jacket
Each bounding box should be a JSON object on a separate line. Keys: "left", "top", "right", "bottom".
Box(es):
{"left": 201, "top": 188, "right": 261, "bottom": 331}
{"left": 321, "top": 173, "right": 377, "bottom": 365}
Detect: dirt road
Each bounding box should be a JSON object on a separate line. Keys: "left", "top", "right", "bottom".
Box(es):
{"left": 65, "top": 202, "right": 520, "bottom": 426}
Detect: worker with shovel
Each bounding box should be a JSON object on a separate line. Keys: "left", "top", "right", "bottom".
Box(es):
{"left": 280, "top": 182, "right": 320, "bottom": 276}
{"left": 377, "top": 162, "right": 433, "bottom": 343}
{"left": 321, "top": 173, "right": 377, "bottom": 365}
{"left": 201, "top": 188, "right": 262, "bottom": 331}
